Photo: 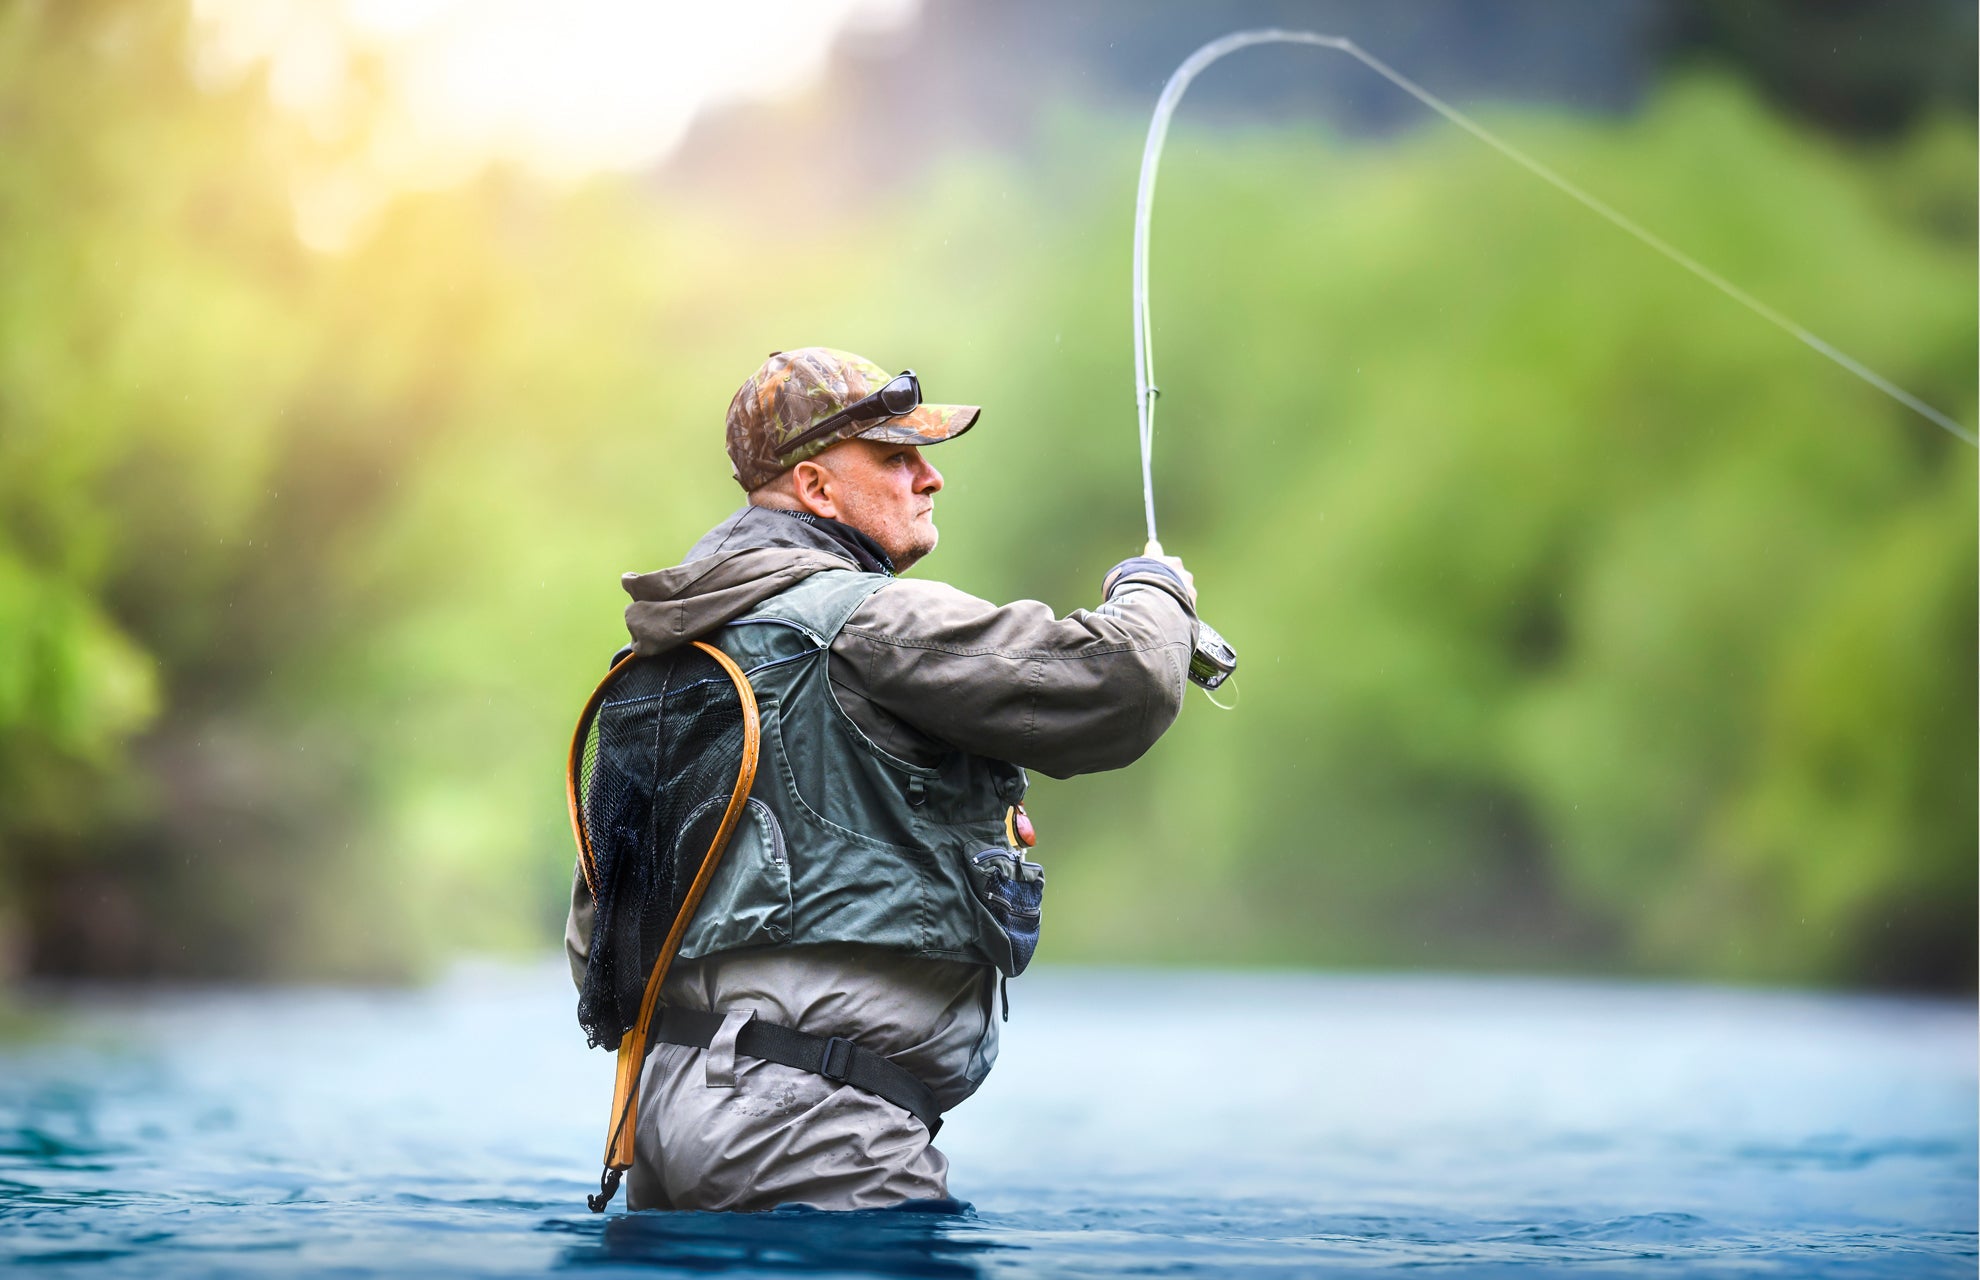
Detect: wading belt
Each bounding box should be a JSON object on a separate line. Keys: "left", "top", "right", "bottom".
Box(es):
{"left": 649, "top": 1007, "right": 945, "bottom": 1137}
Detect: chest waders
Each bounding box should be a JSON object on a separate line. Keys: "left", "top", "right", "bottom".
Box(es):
{"left": 570, "top": 569, "right": 1045, "bottom": 1211}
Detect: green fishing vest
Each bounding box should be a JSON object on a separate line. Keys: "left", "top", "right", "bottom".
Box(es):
{"left": 674, "top": 569, "right": 1042, "bottom": 974}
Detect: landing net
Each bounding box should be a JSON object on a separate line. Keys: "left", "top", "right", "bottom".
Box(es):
{"left": 572, "top": 642, "right": 753, "bottom": 1051}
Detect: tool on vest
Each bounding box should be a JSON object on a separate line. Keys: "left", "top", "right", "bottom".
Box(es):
{"left": 566, "top": 640, "right": 761, "bottom": 1212}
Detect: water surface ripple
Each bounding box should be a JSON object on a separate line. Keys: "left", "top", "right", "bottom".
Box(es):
{"left": 0, "top": 964, "right": 1971, "bottom": 1276}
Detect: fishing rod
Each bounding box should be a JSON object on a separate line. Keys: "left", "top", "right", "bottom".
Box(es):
{"left": 1132, "top": 30, "right": 1977, "bottom": 674}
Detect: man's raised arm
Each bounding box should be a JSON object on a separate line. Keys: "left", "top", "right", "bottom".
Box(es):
{"left": 833, "top": 557, "right": 1198, "bottom": 778}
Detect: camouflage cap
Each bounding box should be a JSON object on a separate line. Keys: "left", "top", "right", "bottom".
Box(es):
{"left": 725, "top": 347, "right": 981, "bottom": 491}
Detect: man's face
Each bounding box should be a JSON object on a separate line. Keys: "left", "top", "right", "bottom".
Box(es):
{"left": 810, "top": 437, "right": 945, "bottom": 571}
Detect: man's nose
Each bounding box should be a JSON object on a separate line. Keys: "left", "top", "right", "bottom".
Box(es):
{"left": 915, "top": 456, "right": 944, "bottom": 494}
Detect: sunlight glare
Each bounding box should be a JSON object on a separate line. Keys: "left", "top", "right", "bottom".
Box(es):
{"left": 194, "top": 0, "right": 920, "bottom": 180}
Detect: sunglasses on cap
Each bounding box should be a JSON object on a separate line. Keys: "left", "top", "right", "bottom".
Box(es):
{"left": 782, "top": 371, "right": 921, "bottom": 455}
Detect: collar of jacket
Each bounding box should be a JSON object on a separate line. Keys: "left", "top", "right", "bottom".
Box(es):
{"left": 773, "top": 511, "right": 895, "bottom": 576}
{"left": 620, "top": 506, "right": 896, "bottom": 660}
{"left": 682, "top": 504, "right": 894, "bottom": 574}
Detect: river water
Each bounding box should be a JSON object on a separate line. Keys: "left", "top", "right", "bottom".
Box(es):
{"left": 1, "top": 962, "right": 1971, "bottom": 1277}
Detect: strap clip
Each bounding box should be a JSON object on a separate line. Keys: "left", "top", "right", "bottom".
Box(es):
{"left": 586, "top": 1165, "right": 623, "bottom": 1213}
{"left": 819, "top": 1036, "right": 856, "bottom": 1082}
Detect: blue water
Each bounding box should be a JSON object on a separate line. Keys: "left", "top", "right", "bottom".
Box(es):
{"left": 0, "top": 963, "right": 1971, "bottom": 1277}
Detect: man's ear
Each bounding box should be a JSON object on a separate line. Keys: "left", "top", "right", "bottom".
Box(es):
{"left": 790, "top": 458, "right": 837, "bottom": 520}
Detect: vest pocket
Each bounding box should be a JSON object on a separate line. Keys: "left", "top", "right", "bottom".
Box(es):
{"left": 970, "top": 849, "right": 1045, "bottom": 975}
{"left": 675, "top": 797, "right": 794, "bottom": 958}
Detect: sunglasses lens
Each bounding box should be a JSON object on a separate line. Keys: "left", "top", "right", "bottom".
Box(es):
{"left": 878, "top": 375, "right": 918, "bottom": 416}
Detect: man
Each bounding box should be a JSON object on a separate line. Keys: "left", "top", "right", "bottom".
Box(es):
{"left": 566, "top": 347, "right": 1198, "bottom": 1211}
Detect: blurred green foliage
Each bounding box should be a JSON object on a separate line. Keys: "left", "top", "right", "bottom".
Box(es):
{"left": 0, "top": 4, "right": 1971, "bottom": 987}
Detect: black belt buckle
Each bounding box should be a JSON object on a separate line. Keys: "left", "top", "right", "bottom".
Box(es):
{"left": 819, "top": 1036, "right": 856, "bottom": 1083}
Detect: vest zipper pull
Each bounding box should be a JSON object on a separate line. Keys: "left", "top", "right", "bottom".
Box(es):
{"left": 1000, "top": 973, "right": 1011, "bottom": 1022}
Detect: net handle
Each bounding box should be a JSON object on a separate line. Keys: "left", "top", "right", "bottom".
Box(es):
{"left": 599, "top": 639, "right": 762, "bottom": 1177}
{"left": 566, "top": 650, "right": 640, "bottom": 900}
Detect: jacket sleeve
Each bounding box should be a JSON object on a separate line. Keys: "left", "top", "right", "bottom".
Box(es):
{"left": 830, "top": 567, "right": 1198, "bottom": 779}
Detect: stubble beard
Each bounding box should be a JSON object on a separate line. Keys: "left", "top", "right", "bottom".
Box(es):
{"left": 894, "top": 514, "right": 937, "bottom": 573}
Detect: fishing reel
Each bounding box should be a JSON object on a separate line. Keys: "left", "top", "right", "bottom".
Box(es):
{"left": 1188, "top": 619, "right": 1238, "bottom": 691}
{"left": 1145, "top": 540, "right": 1237, "bottom": 691}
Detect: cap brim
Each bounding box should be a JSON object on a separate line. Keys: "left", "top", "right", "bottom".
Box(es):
{"left": 853, "top": 403, "right": 981, "bottom": 448}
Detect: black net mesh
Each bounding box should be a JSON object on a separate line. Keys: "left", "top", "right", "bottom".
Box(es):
{"left": 575, "top": 645, "right": 748, "bottom": 1052}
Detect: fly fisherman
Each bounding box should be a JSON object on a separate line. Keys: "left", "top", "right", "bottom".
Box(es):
{"left": 565, "top": 347, "right": 1198, "bottom": 1211}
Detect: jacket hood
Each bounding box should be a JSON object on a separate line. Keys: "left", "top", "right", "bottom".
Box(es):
{"left": 621, "top": 506, "right": 870, "bottom": 656}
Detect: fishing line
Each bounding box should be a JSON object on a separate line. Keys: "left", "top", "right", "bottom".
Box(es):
{"left": 1132, "top": 29, "right": 1977, "bottom": 549}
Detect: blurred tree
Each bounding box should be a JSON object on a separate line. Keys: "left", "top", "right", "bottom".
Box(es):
{"left": 0, "top": 0, "right": 454, "bottom": 980}
{"left": 1657, "top": 0, "right": 1978, "bottom": 138}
